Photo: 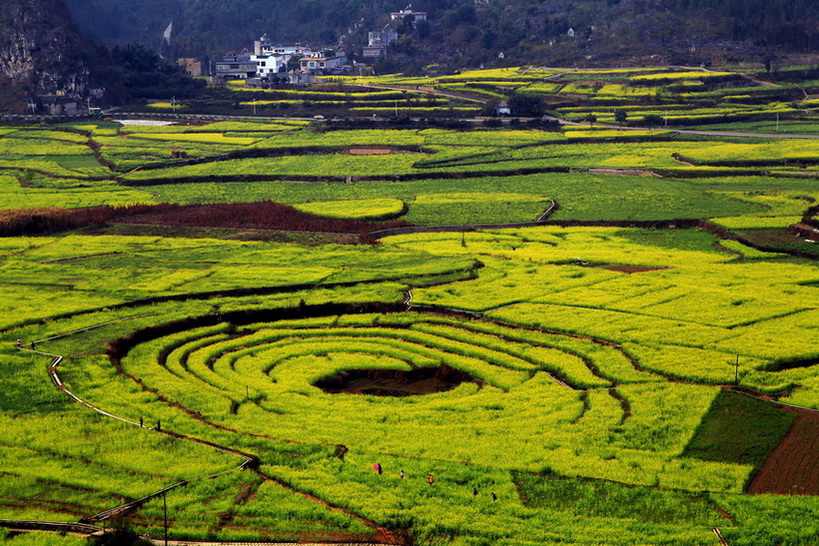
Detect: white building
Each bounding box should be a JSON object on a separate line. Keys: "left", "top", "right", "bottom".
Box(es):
{"left": 251, "top": 34, "right": 313, "bottom": 80}
{"left": 300, "top": 51, "right": 346, "bottom": 73}
{"left": 364, "top": 28, "right": 399, "bottom": 58}
{"left": 390, "top": 5, "right": 427, "bottom": 21}
{"left": 218, "top": 35, "right": 345, "bottom": 81}
{"left": 368, "top": 28, "right": 398, "bottom": 47}
{"left": 254, "top": 34, "right": 309, "bottom": 57}
{"left": 214, "top": 51, "right": 258, "bottom": 79}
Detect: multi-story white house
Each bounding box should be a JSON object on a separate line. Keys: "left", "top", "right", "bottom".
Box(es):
{"left": 214, "top": 51, "right": 258, "bottom": 79}
{"left": 216, "top": 36, "right": 346, "bottom": 81}
{"left": 363, "top": 28, "right": 399, "bottom": 57}
{"left": 214, "top": 35, "right": 316, "bottom": 81}
{"left": 390, "top": 5, "right": 427, "bottom": 21}
{"left": 251, "top": 35, "right": 313, "bottom": 80}
{"left": 299, "top": 50, "right": 346, "bottom": 74}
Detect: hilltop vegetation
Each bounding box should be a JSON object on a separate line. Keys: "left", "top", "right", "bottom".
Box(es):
{"left": 64, "top": 0, "right": 819, "bottom": 71}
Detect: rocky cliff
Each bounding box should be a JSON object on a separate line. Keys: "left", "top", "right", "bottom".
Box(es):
{"left": 0, "top": 0, "right": 98, "bottom": 112}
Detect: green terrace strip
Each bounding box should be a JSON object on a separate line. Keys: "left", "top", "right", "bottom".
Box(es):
{"left": 292, "top": 198, "right": 408, "bottom": 220}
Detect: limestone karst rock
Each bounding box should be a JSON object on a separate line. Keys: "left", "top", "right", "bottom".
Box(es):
{"left": 0, "top": 0, "right": 98, "bottom": 112}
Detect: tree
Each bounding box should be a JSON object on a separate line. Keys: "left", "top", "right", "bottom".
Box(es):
{"left": 584, "top": 113, "right": 597, "bottom": 127}
{"left": 402, "top": 13, "right": 416, "bottom": 32}
{"left": 613, "top": 109, "right": 628, "bottom": 126}
{"left": 286, "top": 55, "right": 302, "bottom": 72}
{"left": 108, "top": 43, "right": 204, "bottom": 100}
{"left": 508, "top": 93, "right": 545, "bottom": 116}
{"left": 481, "top": 28, "right": 497, "bottom": 49}
{"left": 642, "top": 114, "right": 664, "bottom": 129}
{"left": 416, "top": 19, "right": 430, "bottom": 39}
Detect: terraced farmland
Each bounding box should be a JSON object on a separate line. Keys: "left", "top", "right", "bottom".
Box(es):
{"left": 0, "top": 65, "right": 818, "bottom": 546}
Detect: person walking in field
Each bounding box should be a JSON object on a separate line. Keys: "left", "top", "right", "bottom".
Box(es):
{"left": 399, "top": 469, "right": 405, "bottom": 479}
{"left": 374, "top": 463, "right": 382, "bottom": 475}
{"left": 428, "top": 474, "right": 434, "bottom": 486}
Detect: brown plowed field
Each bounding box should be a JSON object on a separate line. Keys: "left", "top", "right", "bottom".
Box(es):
{"left": 747, "top": 408, "right": 819, "bottom": 495}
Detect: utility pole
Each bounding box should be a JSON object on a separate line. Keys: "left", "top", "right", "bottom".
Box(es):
{"left": 172, "top": 97, "right": 176, "bottom": 113}
{"left": 163, "top": 491, "right": 169, "bottom": 546}
{"left": 775, "top": 112, "right": 780, "bottom": 133}
{"left": 252, "top": 99, "right": 257, "bottom": 116}
{"left": 734, "top": 355, "right": 740, "bottom": 385}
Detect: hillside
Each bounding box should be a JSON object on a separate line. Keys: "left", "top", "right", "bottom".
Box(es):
{"left": 0, "top": 0, "right": 113, "bottom": 113}
{"left": 64, "top": 0, "right": 819, "bottom": 70}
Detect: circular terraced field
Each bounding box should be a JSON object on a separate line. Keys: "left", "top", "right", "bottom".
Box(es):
{"left": 107, "top": 302, "right": 658, "bottom": 467}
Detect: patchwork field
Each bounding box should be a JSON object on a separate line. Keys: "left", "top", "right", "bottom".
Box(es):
{"left": 0, "top": 66, "right": 817, "bottom": 546}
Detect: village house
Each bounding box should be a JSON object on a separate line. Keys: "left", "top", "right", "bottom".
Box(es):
{"left": 363, "top": 28, "right": 398, "bottom": 58}
{"left": 215, "top": 36, "right": 312, "bottom": 81}
{"left": 178, "top": 57, "right": 203, "bottom": 77}
{"left": 390, "top": 5, "right": 427, "bottom": 21}
{"left": 38, "top": 95, "right": 81, "bottom": 116}
{"left": 364, "top": 5, "right": 429, "bottom": 58}
{"left": 214, "top": 51, "right": 258, "bottom": 79}
{"left": 252, "top": 34, "right": 312, "bottom": 79}
{"left": 299, "top": 50, "right": 346, "bottom": 74}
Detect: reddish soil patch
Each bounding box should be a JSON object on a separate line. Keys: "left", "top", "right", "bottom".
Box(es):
{"left": 603, "top": 264, "right": 670, "bottom": 274}
{"left": 789, "top": 222, "right": 819, "bottom": 242}
{"left": 348, "top": 146, "right": 395, "bottom": 155}
{"left": 555, "top": 260, "right": 671, "bottom": 274}
{"left": 747, "top": 408, "right": 819, "bottom": 495}
{"left": 0, "top": 202, "right": 410, "bottom": 241}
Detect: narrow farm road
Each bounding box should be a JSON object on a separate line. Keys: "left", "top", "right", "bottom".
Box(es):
{"left": 150, "top": 538, "right": 384, "bottom": 546}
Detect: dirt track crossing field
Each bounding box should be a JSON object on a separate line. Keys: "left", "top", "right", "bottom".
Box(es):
{"left": 159, "top": 538, "right": 382, "bottom": 546}
{"left": 747, "top": 408, "right": 819, "bottom": 495}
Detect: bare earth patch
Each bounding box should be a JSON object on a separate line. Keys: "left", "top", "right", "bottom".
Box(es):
{"left": 347, "top": 146, "right": 396, "bottom": 155}
{"left": 747, "top": 408, "right": 819, "bottom": 496}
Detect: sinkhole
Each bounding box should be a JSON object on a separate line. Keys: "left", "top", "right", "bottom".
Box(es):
{"left": 313, "top": 363, "right": 479, "bottom": 397}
